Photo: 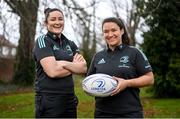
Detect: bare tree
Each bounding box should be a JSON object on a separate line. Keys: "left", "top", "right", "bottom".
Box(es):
{"left": 4, "top": 0, "right": 39, "bottom": 86}
{"left": 61, "top": 0, "right": 102, "bottom": 67}
{"left": 0, "top": 2, "right": 14, "bottom": 41}
{"left": 110, "top": 0, "right": 143, "bottom": 46}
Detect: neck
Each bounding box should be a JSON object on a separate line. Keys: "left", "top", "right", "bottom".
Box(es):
{"left": 108, "top": 43, "right": 122, "bottom": 51}
{"left": 48, "top": 31, "right": 61, "bottom": 38}
{"left": 109, "top": 46, "right": 115, "bottom": 51}
{"left": 57, "top": 34, "right": 61, "bottom": 38}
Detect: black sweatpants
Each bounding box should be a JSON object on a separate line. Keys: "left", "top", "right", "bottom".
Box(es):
{"left": 35, "top": 93, "right": 78, "bottom": 118}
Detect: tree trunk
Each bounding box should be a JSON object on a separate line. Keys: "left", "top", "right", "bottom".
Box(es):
{"left": 5, "top": 0, "right": 39, "bottom": 86}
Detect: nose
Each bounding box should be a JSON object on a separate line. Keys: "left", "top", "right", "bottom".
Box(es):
{"left": 55, "top": 19, "right": 61, "bottom": 24}
{"left": 108, "top": 31, "right": 113, "bottom": 37}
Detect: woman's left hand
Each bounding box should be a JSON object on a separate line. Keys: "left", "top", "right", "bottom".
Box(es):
{"left": 73, "top": 53, "right": 86, "bottom": 63}
{"left": 111, "top": 76, "right": 129, "bottom": 96}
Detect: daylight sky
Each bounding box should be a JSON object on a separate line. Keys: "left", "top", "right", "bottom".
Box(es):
{"left": 0, "top": 0, "right": 115, "bottom": 46}
{"left": 0, "top": 0, "right": 143, "bottom": 47}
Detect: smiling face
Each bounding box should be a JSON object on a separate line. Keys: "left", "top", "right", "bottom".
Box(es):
{"left": 103, "top": 22, "right": 124, "bottom": 50}
{"left": 45, "top": 10, "right": 64, "bottom": 35}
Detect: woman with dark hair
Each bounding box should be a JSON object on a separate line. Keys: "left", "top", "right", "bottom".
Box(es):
{"left": 33, "top": 8, "right": 87, "bottom": 118}
{"left": 87, "top": 17, "right": 154, "bottom": 118}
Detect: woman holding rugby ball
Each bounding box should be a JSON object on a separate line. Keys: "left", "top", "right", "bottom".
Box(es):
{"left": 87, "top": 17, "right": 154, "bottom": 118}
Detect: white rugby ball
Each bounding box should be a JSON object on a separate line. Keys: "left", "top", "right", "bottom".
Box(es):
{"left": 82, "top": 73, "right": 117, "bottom": 97}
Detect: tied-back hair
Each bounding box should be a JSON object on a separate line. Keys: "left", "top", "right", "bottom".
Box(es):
{"left": 102, "top": 17, "right": 130, "bottom": 45}
{"left": 44, "top": 8, "right": 64, "bottom": 23}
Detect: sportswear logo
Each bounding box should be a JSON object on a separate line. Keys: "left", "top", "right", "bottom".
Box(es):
{"left": 66, "top": 45, "right": 73, "bottom": 56}
{"left": 98, "top": 58, "right": 106, "bottom": 64}
{"left": 120, "top": 56, "right": 129, "bottom": 63}
{"left": 118, "top": 56, "right": 130, "bottom": 68}
{"left": 37, "top": 35, "right": 46, "bottom": 48}
{"left": 53, "top": 45, "right": 59, "bottom": 50}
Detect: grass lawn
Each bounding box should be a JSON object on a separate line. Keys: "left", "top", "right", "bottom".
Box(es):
{"left": 0, "top": 76, "right": 180, "bottom": 118}
{"left": 0, "top": 92, "right": 34, "bottom": 118}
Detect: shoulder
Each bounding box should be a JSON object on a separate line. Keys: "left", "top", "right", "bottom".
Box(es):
{"left": 61, "top": 34, "right": 80, "bottom": 53}
{"left": 127, "top": 45, "right": 139, "bottom": 51}
{"left": 35, "top": 35, "right": 46, "bottom": 48}
{"left": 128, "top": 46, "right": 148, "bottom": 60}
{"left": 125, "top": 45, "right": 143, "bottom": 54}
{"left": 35, "top": 34, "right": 51, "bottom": 49}
{"left": 68, "top": 40, "right": 76, "bottom": 46}
{"left": 61, "top": 34, "right": 76, "bottom": 45}
{"left": 93, "top": 49, "right": 106, "bottom": 58}
{"left": 36, "top": 34, "right": 49, "bottom": 43}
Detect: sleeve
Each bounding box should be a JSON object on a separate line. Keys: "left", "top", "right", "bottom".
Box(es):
{"left": 69, "top": 41, "right": 80, "bottom": 55}
{"left": 135, "top": 49, "right": 152, "bottom": 76}
{"left": 87, "top": 55, "right": 96, "bottom": 76}
{"left": 34, "top": 35, "right": 54, "bottom": 61}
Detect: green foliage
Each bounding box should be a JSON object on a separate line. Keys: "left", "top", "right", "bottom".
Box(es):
{"left": 141, "top": 0, "right": 180, "bottom": 97}
{"left": 153, "top": 74, "right": 180, "bottom": 98}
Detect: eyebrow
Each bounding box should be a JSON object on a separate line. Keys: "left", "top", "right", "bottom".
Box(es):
{"left": 49, "top": 16, "right": 63, "bottom": 19}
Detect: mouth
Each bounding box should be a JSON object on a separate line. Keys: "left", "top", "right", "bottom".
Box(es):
{"left": 53, "top": 26, "right": 63, "bottom": 31}
{"left": 53, "top": 26, "right": 62, "bottom": 28}
{"left": 107, "top": 38, "right": 115, "bottom": 42}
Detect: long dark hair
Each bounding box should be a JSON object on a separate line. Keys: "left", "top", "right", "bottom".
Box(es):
{"left": 44, "top": 8, "right": 64, "bottom": 23}
{"left": 102, "top": 17, "right": 130, "bottom": 45}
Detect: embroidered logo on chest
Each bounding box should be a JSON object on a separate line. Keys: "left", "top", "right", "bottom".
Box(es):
{"left": 120, "top": 56, "right": 129, "bottom": 63}
{"left": 66, "top": 45, "right": 73, "bottom": 56}
{"left": 118, "top": 56, "right": 130, "bottom": 68}
{"left": 53, "top": 45, "right": 60, "bottom": 50}
{"left": 98, "top": 58, "right": 106, "bottom": 64}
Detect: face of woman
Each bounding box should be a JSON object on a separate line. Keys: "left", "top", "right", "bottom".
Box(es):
{"left": 45, "top": 11, "right": 64, "bottom": 35}
{"left": 103, "top": 22, "right": 124, "bottom": 50}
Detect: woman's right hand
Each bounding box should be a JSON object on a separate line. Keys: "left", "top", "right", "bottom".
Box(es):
{"left": 111, "top": 76, "right": 129, "bottom": 96}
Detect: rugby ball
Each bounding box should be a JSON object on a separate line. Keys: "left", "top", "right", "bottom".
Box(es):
{"left": 82, "top": 73, "right": 117, "bottom": 97}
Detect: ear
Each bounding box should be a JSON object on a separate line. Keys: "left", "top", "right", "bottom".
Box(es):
{"left": 121, "top": 28, "right": 124, "bottom": 35}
